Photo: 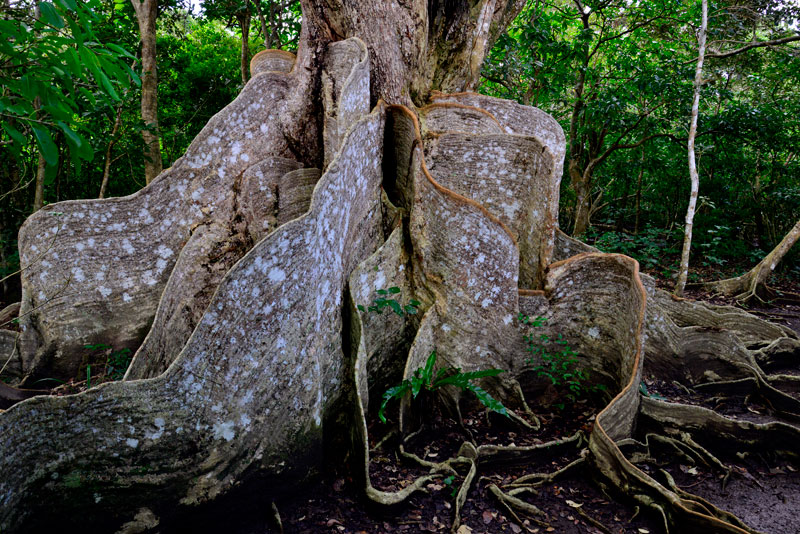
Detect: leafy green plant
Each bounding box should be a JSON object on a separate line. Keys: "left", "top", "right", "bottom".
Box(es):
{"left": 520, "top": 314, "right": 605, "bottom": 405}
{"left": 357, "top": 286, "right": 420, "bottom": 316}
{"left": 83, "top": 343, "right": 133, "bottom": 383}
{"left": 377, "top": 351, "right": 508, "bottom": 423}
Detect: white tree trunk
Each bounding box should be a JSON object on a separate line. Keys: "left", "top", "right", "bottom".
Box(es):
{"left": 675, "top": 0, "right": 708, "bottom": 297}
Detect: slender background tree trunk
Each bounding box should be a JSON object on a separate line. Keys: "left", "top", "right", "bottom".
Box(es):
{"left": 237, "top": 8, "right": 252, "bottom": 85}
{"left": 674, "top": 0, "right": 707, "bottom": 297}
{"left": 131, "top": 0, "right": 163, "bottom": 185}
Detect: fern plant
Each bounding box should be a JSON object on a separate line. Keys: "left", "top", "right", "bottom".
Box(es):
{"left": 378, "top": 351, "right": 508, "bottom": 422}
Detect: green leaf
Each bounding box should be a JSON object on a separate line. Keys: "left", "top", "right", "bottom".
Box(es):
{"left": 379, "top": 382, "right": 410, "bottom": 423}
{"left": 105, "top": 42, "right": 135, "bottom": 59}
{"left": 388, "top": 299, "right": 403, "bottom": 316}
{"left": 32, "top": 124, "right": 58, "bottom": 166}
{"left": 2, "top": 122, "right": 27, "bottom": 146}
{"left": 39, "top": 2, "right": 65, "bottom": 28}
{"left": 356, "top": 304, "right": 366, "bottom": 312}
{"left": 55, "top": 0, "right": 77, "bottom": 10}
{"left": 387, "top": 286, "right": 401, "bottom": 294}
{"left": 376, "top": 289, "right": 388, "bottom": 295}
{"left": 421, "top": 351, "right": 437, "bottom": 384}
{"left": 465, "top": 383, "right": 508, "bottom": 417}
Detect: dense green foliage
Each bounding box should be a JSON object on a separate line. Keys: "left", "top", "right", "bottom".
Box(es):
{"left": 1, "top": 0, "right": 798, "bottom": 306}
{"left": 482, "top": 0, "right": 800, "bottom": 281}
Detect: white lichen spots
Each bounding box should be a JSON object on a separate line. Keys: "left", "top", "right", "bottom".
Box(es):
{"left": 481, "top": 298, "right": 492, "bottom": 308}
{"left": 98, "top": 286, "right": 112, "bottom": 298}
{"left": 374, "top": 271, "right": 386, "bottom": 290}
{"left": 212, "top": 421, "right": 235, "bottom": 442}
{"left": 75, "top": 242, "right": 85, "bottom": 252}
{"left": 72, "top": 267, "right": 85, "bottom": 282}
{"left": 156, "top": 245, "right": 174, "bottom": 259}
{"left": 442, "top": 323, "right": 451, "bottom": 332}
{"left": 125, "top": 438, "right": 139, "bottom": 448}
{"left": 268, "top": 267, "right": 286, "bottom": 282}
{"left": 147, "top": 418, "right": 166, "bottom": 440}
{"left": 503, "top": 314, "right": 513, "bottom": 325}
{"left": 156, "top": 258, "right": 167, "bottom": 272}
{"left": 122, "top": 238, "right": 135, "bottom": 255}
{"left": 94, "top": 493, "right": 102, "bottom": 504}
{"left": 588, "top": 326, "right": 601, "bottom": 339}
{"left": 87, "top": 237, "right": 95, "bottom": 247}
{"left": 138, "top": 208, "right": 154, "bottom": 224}
{"left": 142, "top": 270, "right": 157, "bottom": 286}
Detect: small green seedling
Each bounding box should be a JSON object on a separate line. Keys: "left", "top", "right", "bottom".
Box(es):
{"left": 378, "top": 351, "right": 508, "bottom": 422}
{"left": 520, "top": 314, "right": 605, "bottom": 404}
{"left": 357, "top": 286, "right": 420, "bottom": 316}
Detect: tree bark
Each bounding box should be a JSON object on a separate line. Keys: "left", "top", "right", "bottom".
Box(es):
{"left": 674, "top": 0, "right": 707, "bottom": 297}
{"left": 131, "top": 0, "right": 163, "bottom": 185}
{"left": 703, "top": 218, "right": 800, "bottom": 300}
{"left": 634, "top": 145, "right": 644, "bottom": 234}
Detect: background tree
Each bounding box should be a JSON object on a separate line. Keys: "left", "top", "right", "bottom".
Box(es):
{"left": 675, "top": 0, "right": 708, "bottom": 297}
{"left": 130, "top": 0, "right": 164, "bottom": 183}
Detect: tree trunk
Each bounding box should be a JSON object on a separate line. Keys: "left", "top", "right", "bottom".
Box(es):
{"left": 32, "top": 153, "right": 45, "bottom": 212}
{"left": 634, "top": 145, "right": 644, "bottom": 234}
{"left": 703, "top": 218, "right": 800, "bottom": 300}
{"left": 131, "top": 0, "right": 163, "bottom": 185}
{"left": 2, "top": 3, "right": 799, "bottom": 533}
{"left": 674, "top": 0, "right": 707, "bottom": 297}
{"left": 253, "top": 0, "right": 271, "bottom": 49}
{"left": 237, "top": 8, "right": 252, "bottom": 85}
{"left": 99, "top": 104, "right": 123, "bottom": 199}
{"left": 32, "top": 97, "right": 45, "bottom": 212}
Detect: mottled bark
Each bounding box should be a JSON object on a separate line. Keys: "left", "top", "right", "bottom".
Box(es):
{"left": 131, "top": 0, "right": 163, "bottom": 184}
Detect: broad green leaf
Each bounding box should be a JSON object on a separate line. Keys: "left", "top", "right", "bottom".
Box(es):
{"left": 388, "top": 300, "right": 403, "bottom": 316}
{"left": 105, "top": 42, "right": 135, "bottom": 59}
{"left": 32, "top": 124, "right": 58, "bottom": 166}
{"left": 39, "top": 2, "right": 65, "bottom": 28}
{"left": 55, "top": 0, "right": 77, "bottom": 10}
{"left": 56, "top": 121, "right": 81, "bottom": 148}
{"left": 466, "top": 384, "right": 508, "bottom": 417}
{"left": 2, "top": 122, "right": 27, "bottom": 146}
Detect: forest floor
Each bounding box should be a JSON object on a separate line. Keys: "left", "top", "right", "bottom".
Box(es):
{"left": 4, "top": 274, "right": 800, "bottom": 533}
{"left": 227, "top": 277, "right": 800, "bottom": 534}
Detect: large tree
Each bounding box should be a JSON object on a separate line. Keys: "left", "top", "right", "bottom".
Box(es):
{"left": 1, "top": 2, "right": 799, "bottom": 533}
